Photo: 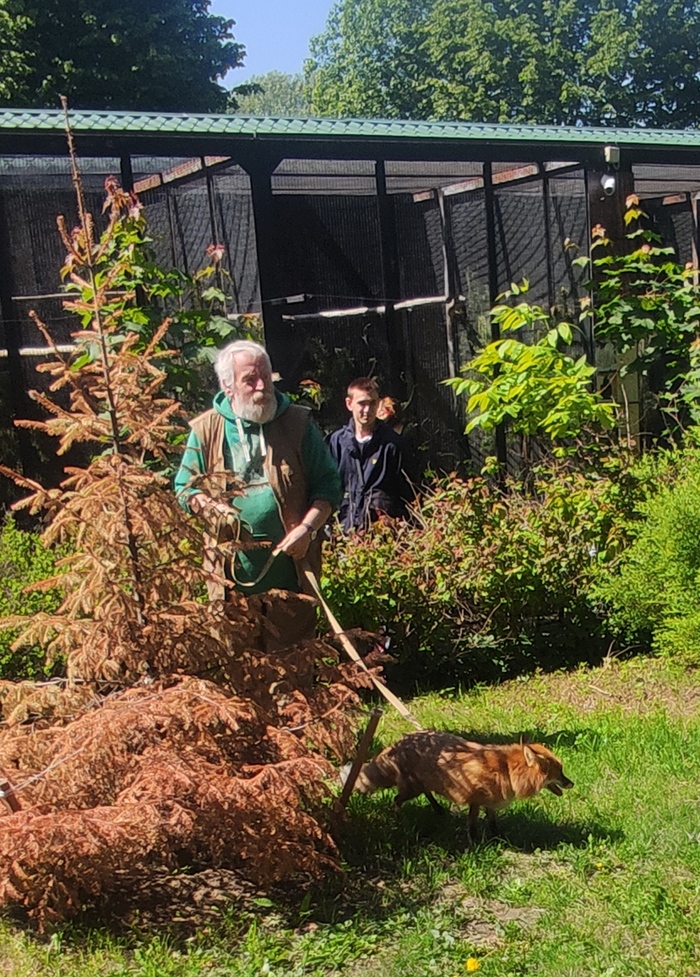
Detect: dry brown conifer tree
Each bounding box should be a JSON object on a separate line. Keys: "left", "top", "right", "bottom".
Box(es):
{"left": 0, "top": 105, "right": 374, "bottom": 928}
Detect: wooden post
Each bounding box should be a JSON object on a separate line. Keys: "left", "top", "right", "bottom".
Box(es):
{"left": 483, "top": 162, "right": 508, "bottom": 470}
{"left": 119, "top": 154, "right": 134, "bottom": 193}
{"left": 588, "top": 165, "right": 639, "bottom": 443}
{"left": 587, "top": 166, "right": 635, "bottom": 257}
{"left": 239, "top": 151, "right": 305, "bottom": 391}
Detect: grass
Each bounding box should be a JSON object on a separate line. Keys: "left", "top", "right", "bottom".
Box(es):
{"left": 4, "top": 656, "right": 700, "bottom": 976}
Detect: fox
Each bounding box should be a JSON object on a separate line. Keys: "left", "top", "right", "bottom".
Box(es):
{"left": 348, "top": 730, "right": 573, "bottom": 837}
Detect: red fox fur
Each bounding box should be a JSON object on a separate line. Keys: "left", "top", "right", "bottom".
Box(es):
{"left": 352, "top": 730, "right": 573, "bottom": 835}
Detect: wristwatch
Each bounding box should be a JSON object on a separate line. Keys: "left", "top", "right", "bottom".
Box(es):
{"left": 302, "top": 521, "right": 318, "bottom": 540}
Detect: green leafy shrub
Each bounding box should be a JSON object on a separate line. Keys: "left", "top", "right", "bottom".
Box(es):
{"left": 323, "top": 461, "right": 645, "bottom": 684}
{"left": 446, "top": 281, "right": 616, "bottom": 452}
{"left": 0, "top": 516, "right": 63, "bottom": 678}
{"left": 586, "top": 198, "right": 700, "bottom": 396}
{"left": 579, "top": 197, "right": 700, "bottom": 438}
{"left": 593, "top": 443, "right": 700, "bottom": 664}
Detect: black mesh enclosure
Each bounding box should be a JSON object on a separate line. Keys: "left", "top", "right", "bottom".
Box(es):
{"left": 495, "top": 183, "right": 550, "bottom": 307}
{"left": 547, "top": 171, "right": 589, "bottom": 333}
{"left": 212, "top": 167, "right": 259, "bottom": 314}
{"left": 401, "top": 303, "right": 468, "bottom": 471}
{"left": 645, "top": 197, "right": 696, "bottom": 267}
{"left": 0, "top": 156, "right": 119, "bottom": 348}
{"left": 633, "top": 163, "right": 700, "bottom": 270}
{"left": 0, "top": 156, "right": 123, "bottom": 488}
{"left": 271, "top": 159, "right": 381, "bottom": 311}
{"left": 138, "top": 162, "right": 259, "bottom": 314}
{"left": 392, "top": 194, "right": 445, "bottom": 299}
{"left": 0, "top": 145, "right": 698, "bottom": 485}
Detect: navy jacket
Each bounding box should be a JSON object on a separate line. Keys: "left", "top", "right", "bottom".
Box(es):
{"left": 326, "top": 420, "right": 418, "bottom": 532}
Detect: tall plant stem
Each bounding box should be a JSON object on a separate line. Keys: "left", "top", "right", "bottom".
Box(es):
{"left": 61, "top": 97, "right": 146, "bottom": 626}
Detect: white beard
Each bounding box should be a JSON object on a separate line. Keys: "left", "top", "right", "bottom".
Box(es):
{"left": 230, "top": 391, "right": 277, "bottom": 425}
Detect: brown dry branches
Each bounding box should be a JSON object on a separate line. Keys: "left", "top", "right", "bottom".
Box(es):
{"left": 0, "top": 674, "right": 363, "bottom": 927}
{"left": 0, "top": 112, "right": 373, "bottom": 928}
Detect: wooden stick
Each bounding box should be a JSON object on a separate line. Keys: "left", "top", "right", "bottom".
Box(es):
{"left": 302, "top": 564, "right": 422, "bottom": 730}
{"left": 0, "top": 777, "right": 20, "bottom": 814}
{"left": 339, "top": 707, "right": 383, "bottom": 808}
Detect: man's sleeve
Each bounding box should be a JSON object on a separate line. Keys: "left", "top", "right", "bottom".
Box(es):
{"left": 173, "top": 429, "right": 205, "bottom": 511}
{"left": 303, "top": 421, "right": 342, "bottom": 510}
{"left": 325, "top": 428, "right": 341, "bottom": 464}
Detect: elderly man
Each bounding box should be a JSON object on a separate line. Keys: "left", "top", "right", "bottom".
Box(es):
{"left": 175, "top": 340, "right": 341, "bottom": 606}
{"left": 327, "top": 377, "right": 418, "bottom": 533}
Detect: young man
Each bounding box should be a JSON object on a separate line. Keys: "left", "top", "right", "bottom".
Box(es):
{"left": 175, "top": 340, "right": 341, "bottom": 602}
{"left": 327, "top": 377, "right": 418, "bottom": 533}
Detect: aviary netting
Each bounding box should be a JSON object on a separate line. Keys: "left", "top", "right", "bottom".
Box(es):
{"left": 0, "top": 104, "right": 376, "bottom": 929}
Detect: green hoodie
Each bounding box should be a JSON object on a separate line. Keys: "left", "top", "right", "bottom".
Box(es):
{"left": 175, "top": 389, "right": 341, "bottom": 594}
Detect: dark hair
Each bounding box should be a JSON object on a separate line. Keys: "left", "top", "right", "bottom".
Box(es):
{"left": 346, "top": 376, "right": 379, "bottom": 398}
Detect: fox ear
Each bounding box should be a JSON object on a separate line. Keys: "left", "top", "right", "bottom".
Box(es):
{"left": 523, "top": 744, "right": 537, "bottom": 766}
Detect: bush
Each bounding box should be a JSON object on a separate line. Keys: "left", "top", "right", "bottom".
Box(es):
{"left": 593, "top": 444, "right": 700, "bottom": 665}
{"left": 322, "top": 462, "right": 644, "bottom": 685}
{"left": 0, "top": 516, "right": 63, "bottom": 679}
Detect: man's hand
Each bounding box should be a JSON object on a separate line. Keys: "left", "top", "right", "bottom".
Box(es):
{"left": 190, "top": 493, "right": 232, "bottom": 519}
{"left": 277, "top": 523, "right": 313, "bottom": 561}
{"left": 277, "top": 502, "right": 331, "bottom": 560}
{"left": 190, "top": 494, "right": 256, "bottom": 544}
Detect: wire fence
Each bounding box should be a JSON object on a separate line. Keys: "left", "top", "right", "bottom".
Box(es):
{"left": 0, "top": 150, "right": 698, "bottom": 486}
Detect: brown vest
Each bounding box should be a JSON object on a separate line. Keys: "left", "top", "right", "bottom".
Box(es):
{"left": 190, "top": 404, "right": 322, "bottom": 601}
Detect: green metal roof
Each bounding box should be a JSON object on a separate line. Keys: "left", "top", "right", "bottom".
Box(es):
{"left": 1, "top": 108, "right": 700, "bottom": 149}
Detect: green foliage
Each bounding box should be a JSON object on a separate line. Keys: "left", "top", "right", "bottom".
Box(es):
{"left": 62, "top": 184, "right": 261, "bottom": 418}
{"left": 593, "top": 442, "right": 700, "bottom": 664}
{"left": 231, "top": 71, "right": 310, "bottom": 116}
{"left": 307, "top": 0, "right": 700, "bottom": 126}
{"left": 446, "top": 281, "right": 615, "bottom": 451}
{"left": 581, "top": 199, "right": 700, "bottom": 430}
{"left": 448, "top": 201, "right": 700, "bottom": 454}
{"left": 0, "top": 517, "right": 63, "bottom": 679}
{"left": 0, "top": 0, "right": 243, "bottom": 112}
{"left": 307, "top": 0, "right": 435, "bottom": 119}
{"left": 323, "top": 463, "right": 642, "bottom": 682}
{"left": 0, "top": 5, "right": 30, "bottom": 103}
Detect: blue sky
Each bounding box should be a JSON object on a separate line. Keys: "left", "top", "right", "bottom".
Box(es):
{"left": 210, "top": 0, "right": 336, "bottom": 85}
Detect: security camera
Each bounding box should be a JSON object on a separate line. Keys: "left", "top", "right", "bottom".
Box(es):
{"left": 601, "top": 173, "right": 616, "bottom": 196}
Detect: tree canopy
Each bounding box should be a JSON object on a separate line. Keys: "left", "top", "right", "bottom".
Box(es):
{"left": 0, "top": 0, "right": 244, "bottom": 112}
{"left": 307, "top": 0, "right": 700, "bottom": 127}
{"left": 231, "top": 71, "right": 310, "bottom": 116}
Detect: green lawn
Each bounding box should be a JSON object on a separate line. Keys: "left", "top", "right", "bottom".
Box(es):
{"left": 4, "top": 657, "right": 700, "bottom": 977}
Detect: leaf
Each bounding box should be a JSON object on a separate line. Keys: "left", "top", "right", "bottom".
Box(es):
{"left": 207, "top": 316, "right": 236, "bottom": 338}
{"left": 70, "top": 350, "right": 94, "bottom": 372}
{"left": 557, "top": 322, "right": 573, "bottom": 345}
{"left": 200, "top": 286, "right": 228, "bottom": 304}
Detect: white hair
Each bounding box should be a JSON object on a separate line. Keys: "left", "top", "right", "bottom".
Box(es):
{"left": 214, "top": 340, "right": 271, "bottom": 392}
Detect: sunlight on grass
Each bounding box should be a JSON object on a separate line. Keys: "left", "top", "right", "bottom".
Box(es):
{"left": 4, "top": 658, "right": 700, "bottom": 976}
